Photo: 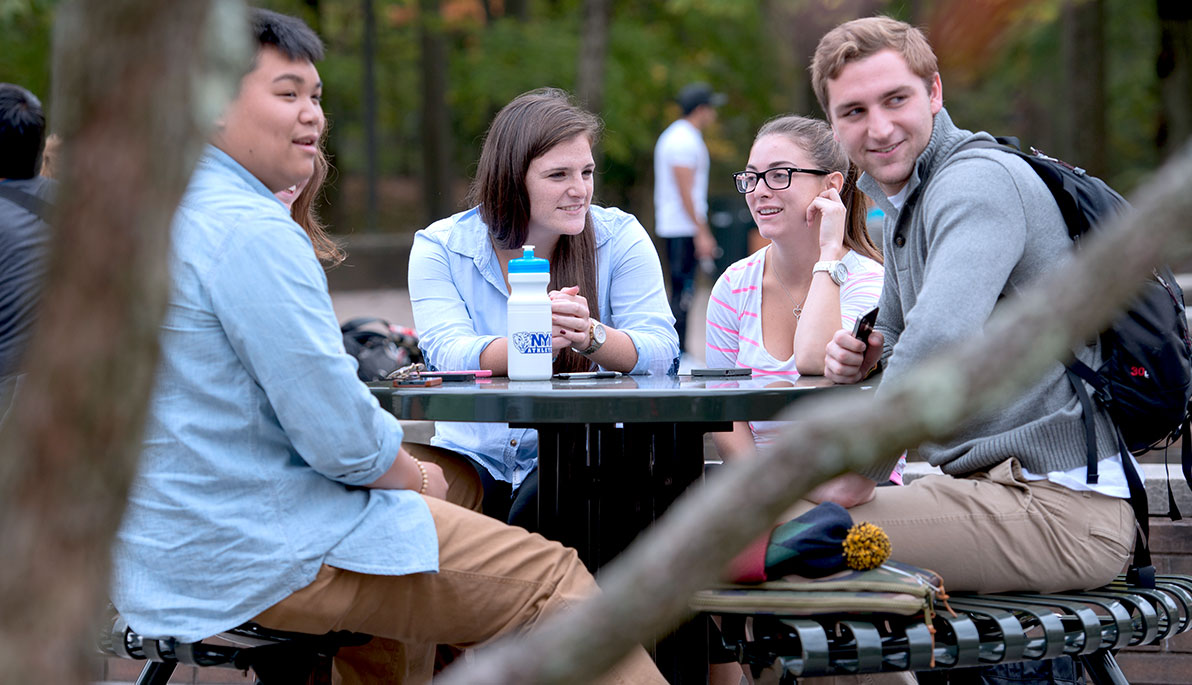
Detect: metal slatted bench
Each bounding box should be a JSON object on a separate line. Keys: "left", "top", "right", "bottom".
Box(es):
{"left": 697, "top": 574, "right": 1192, "bottom": 684}
{"left": 97, "top": 606, "right": 371, "bottom": 685}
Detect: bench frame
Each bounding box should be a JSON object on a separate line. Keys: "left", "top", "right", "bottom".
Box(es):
{"left": 705, "top": 574, "right": 1192, "bottom": 684}
{"left": 98, "top": 609, "right": 371, "bottom": 685}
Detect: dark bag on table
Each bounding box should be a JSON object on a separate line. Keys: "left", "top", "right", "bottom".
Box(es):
{"left": 341, "top": 317, "right": 423, "bottom": 382}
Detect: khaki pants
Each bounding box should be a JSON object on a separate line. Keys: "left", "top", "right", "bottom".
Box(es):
{"left": 785, "top": 459, "right": 1135, "bottom": 685}
{"left": 793, "top": 458, "right": 1136, "bottom": 594}
{"left": 253, "top": 445, "right": 666, "bottom": 684}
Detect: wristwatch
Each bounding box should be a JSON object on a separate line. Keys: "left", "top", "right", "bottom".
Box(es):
{"left": 812, "top": 260, "right": 849, "bottom": 286}
{"left": 572, "top": 318, "right": 607, "bottom": 355}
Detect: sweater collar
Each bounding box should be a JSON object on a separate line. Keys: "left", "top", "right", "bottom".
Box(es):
{"left": 859, "top": 107, "right": 978, "bottom": 216}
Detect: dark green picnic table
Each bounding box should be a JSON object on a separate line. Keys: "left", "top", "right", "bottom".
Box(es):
{"left": 370, "top": 372, "right": 873, "bottom": 684}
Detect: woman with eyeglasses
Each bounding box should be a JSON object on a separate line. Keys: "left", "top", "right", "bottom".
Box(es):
{"left": 407, "top": 88, "right": 678, "bottom": 527}
{"left": 705, "top": 115, "right": 887, "bottom": 461}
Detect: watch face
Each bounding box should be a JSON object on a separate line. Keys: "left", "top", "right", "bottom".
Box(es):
{"left": 832, "top": 263, "right": 848, "bottom": 284}
{"left": 592, "top": 322, "right": 607, "bottom": 343}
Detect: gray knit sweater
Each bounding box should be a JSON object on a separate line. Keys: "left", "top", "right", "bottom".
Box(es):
{"left": 0, "top": 176, "right": 54, "bottom": 380}
{"left": 860, "top": 108, "right": 1118, "bottom": 480}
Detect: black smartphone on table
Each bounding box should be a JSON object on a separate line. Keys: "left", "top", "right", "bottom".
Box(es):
{"left": 852, "top": 306, "right": 879, "bottom": 342}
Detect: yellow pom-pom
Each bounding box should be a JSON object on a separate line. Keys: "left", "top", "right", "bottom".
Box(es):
{"left": 843, "top": 521, "right": 891, "bottom": 571}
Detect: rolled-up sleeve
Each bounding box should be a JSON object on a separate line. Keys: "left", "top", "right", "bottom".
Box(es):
{"left": 408, "top": 228, "right": 500, "bottom": 370}
{"left": 208, "top": 221, "right": 403, "bottom": 486}
{"left": 602, "top": 216, "right": 680, "bottom": 374}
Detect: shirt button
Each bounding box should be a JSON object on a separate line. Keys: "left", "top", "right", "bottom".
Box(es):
{"left": 510, "top": 439, "right": 518, "bottom": 447}
{"left": 894, "top": 234, "right": 905, "bottom": 247}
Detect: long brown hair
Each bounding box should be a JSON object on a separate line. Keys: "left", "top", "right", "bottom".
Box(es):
{"left": 755, "top": 115, "right": 882, "bottom": 263}
{"left": 468, "top": 88, "right": 604, "bottom": 372}
{"left": 290, "top": 133, "right": 344, "bottom": 267}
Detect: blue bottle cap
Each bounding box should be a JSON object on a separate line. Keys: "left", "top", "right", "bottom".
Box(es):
{"left": 508, "top": 245, "right": 550, "bottom": 273}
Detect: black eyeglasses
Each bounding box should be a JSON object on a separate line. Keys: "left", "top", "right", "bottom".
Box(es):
{"left": 732, "top": 167, "right": 830, "bottom": 193}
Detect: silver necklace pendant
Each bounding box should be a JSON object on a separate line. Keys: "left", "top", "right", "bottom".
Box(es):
{"left": 792, "top": 304, "right": 803, "bottom": 319}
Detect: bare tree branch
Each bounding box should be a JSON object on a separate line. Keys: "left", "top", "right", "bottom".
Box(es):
{"left": 0, "top": 2, "right": 249, "bottom": 681}
{"left": 439, "top": 141, "right": 1192, "bottom": 684}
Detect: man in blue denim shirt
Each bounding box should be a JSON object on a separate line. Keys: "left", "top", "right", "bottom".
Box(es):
{"left": 109, "top": 9, "right": 664, "bottom": 684}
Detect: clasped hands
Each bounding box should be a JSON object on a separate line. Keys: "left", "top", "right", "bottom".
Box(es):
{"left": 549, "top": 285, "right": 591, "bottom": 355}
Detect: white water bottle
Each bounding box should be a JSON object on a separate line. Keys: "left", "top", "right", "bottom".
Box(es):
{"left": 507, "top": 245, "right": 553, "bottom": 380}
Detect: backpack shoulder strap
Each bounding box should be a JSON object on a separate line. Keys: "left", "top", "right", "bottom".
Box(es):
{"left": 0, "top": 184, "right": 53, "bottom": 223}
{"left": 1065, "top": 367, "right": 1101, "bottom": 484}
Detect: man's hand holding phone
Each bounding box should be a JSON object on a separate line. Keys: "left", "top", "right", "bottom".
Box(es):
{"left": 825, "top": 307, "right": 883, "bottom": 384}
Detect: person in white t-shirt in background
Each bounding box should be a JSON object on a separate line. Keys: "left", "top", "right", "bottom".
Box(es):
{"left": 653, "top": 82, "right": 724, "bottom": 359}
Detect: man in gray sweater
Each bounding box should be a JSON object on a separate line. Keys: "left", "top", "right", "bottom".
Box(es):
{"left": 812, "top": 17, "right": 1134, "bottom": 594}
{"left": 0, "top": 83, "right": 54, "bottom": 417}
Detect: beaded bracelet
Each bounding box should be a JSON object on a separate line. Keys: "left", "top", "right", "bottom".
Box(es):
{"left": 410, "top": 455, "right": 429, "bottom": 495}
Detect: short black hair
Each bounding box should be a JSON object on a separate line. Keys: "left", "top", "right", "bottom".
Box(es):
{"left": 0, "top": 83, "right": 46, "bottom": 179}
{"left": 250, "top": 8, "right": 324, "bottom": 62}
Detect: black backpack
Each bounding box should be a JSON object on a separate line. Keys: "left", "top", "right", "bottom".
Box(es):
{"left": 340, "top": 317, "right": 423, "bottom": 382}
{"left": 959, "top": 137, "right": 1192, "bottom": 587}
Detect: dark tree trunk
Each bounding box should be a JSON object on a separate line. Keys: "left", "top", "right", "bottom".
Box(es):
{"left": 576, "top": 0, "right": 611, "bottom": 115}
{"left": 1157, "top": 0, "right": 1192, "bottom": 159}
{"left": 0, "top": 1, "right": 248, "bottom": 682}
{"left": 1062, "top": 0, "right": 1107, "bottom": 176}
{"left": 302, "top": 0, "right": 322, "bottom": 32}
{"left": 506, "top": 0, "right": 529, "bottom": 21}
{"left": 419, "top": 0, "right": 453, "bottom": 223}
{"left": 362, "top": 0, "right": 379, "bottom": 231}
{"left": 760, "top": 0, "right": 808, "bottom": 116}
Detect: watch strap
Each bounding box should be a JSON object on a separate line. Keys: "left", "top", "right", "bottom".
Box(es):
{"left": 572, "top": 319, "right": 605, "bottom": 355}
{"left": 813, "top": 260, "right": 847, "bottom": 286}
{"left": 812, "top": 260, "right": 839, "bottom": 273}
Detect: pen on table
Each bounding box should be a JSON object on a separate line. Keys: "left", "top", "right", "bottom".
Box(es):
{"left": 554, "top": 371, "right": 622, "bottom": 380}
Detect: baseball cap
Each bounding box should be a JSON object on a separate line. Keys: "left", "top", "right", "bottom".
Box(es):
{"left": 677, "top": 82, "right": 726, "bottom": 115}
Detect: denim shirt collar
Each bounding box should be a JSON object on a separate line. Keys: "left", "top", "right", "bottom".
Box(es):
{"left": 442, "top": 205, "right": 615, "bottom": 295}
{"left": 198, "top": 146, "right": 280, "bottom": 203}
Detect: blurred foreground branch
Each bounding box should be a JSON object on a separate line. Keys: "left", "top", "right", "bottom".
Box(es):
{"left": 0, "top": 1, "right": 248, "bottom": 682}
{"left": 440, "top": 141, "right": 1192, "bottom": 684}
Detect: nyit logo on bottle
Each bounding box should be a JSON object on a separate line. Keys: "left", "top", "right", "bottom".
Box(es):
{"left": 512, "top": 331, "right": 552, "bottom": 355}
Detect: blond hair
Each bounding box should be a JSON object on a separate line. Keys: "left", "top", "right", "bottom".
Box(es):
{"left": 811, "top": 16, "right": 938, "bottom": 116}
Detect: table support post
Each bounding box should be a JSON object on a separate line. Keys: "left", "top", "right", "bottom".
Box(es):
{"left": 534, "top": 420, "right": 730, "bottom": 684}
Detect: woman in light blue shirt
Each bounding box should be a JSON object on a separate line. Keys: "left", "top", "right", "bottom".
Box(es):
{"left": 408, "top": 88, "right": 678, "bottom": 525}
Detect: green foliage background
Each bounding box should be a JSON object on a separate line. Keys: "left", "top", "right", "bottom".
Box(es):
{"left": 0, "top": 0, "right": 1174, "bottom": 233}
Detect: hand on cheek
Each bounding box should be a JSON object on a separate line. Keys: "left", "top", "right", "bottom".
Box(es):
{"left": 808, "top": 188, "right": 847, "bottom": 256}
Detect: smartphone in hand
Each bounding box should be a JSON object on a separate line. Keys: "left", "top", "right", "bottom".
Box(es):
{"left": 852, "top": 306, "right": 879, "bottom": 342}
